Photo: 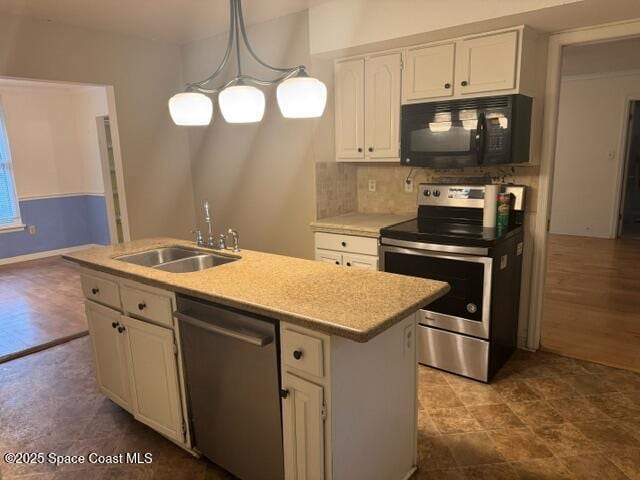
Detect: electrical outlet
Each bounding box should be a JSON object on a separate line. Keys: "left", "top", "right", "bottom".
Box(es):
{"left": 404, "top": 178, "right": 414, "bottom": 193}
{"left": 368, "top": 179, "right": 376, "bottom": 192}
{"left": 28, "top": 225, "right": 37, "bottom": 235}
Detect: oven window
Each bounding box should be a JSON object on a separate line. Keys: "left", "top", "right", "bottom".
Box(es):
{"left": 384, "top": 251, "right": 485, "bottom": 322}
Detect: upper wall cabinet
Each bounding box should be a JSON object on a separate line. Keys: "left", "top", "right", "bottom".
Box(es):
{"left": 455, "top": 31, "right": 518, "bottom": 95}
{"left": 403, "top": 43, "right": 455, "bottom": 101}
{"left": 402, "top": 27, "right": 543, "bottom": 104}
{"left": 335, "top": 58, "right": 365, "bottom": 160}
{"left": 335, "top": 52, "right": 401, "bottom": 162}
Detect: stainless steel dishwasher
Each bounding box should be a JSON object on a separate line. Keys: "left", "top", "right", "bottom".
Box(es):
{"left": 176, "top": 295, "right": 284, "bottom": 480}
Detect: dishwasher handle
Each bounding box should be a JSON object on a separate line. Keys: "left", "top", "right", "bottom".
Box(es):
{"left": 175, "top": 311, "right": 273, "bottom": 347}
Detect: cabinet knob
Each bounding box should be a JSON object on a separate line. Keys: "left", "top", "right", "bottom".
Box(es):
{"left": 368, "top": 147, "right": 374, "bottom": 152}
{"left": 461, "top": 80, "right": 468, "bottom": 86}
{"left": 444, "top": 83, "right": 451, "bottom": 89}
{"left": 357, "top": 147, "right": 363, "bottom": 153}
{"left": 117, "top": 326, "right": 126, "bottom": 333}
{"left": 346, "top": 262, "right": 352, "bottom": 267}
{"left": 91, "top": 287, "right": 100, "bottom": 295}
{"left": 280, "top": 389, "right": 289, "bottom": 399}
{"left": 335, "top": 261, "right": 340, "bottom": 265}
{"left": 341, "top": 241, "right": 347, "bottom": 247}
{"left": 293, "top": 350, "right": 303, "bottom": 360}
{"left": 138, "top": 302, "right": 146, "bottom": 311}
{"left": 111, "top": 322, "right": 119, "bottom": 329}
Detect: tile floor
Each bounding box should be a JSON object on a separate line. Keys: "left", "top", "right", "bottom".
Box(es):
{"left": 1, "top": 339, "right": 639, "bottom": 479}
{"left": 0, "top": 257, "right": 87, "bottom": 362}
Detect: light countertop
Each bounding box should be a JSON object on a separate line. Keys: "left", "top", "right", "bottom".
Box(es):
{"left": 64, "top": 238, "right": 448, "bottom": 343}
{"left": 310, "top": 212, "right": 415, "bottom": 238}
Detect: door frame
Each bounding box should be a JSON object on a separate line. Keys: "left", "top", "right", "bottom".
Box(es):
{"left": 527, "top": 18, "right": 640, "bottom": 350}
{"left": 616, "top": 99, "right": 640, "bottom": 237}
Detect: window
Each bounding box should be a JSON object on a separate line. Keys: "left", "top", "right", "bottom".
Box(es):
{"left": 0, "top": 100, "right": 22, "bottom": 229}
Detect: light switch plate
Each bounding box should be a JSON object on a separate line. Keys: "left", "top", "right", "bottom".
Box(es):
{"left": 28, "top": 225, "right": 37, "bottom": 235}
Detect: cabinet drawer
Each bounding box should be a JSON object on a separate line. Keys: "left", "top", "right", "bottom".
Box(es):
{"left": 343, "top": 252, "right": 378, "bottom": 270}
{"left": 282, "top": 329, "right": 324, "bottom": 378}
{"left": 81, "top": 273, "right": 121, "bottom": 309}
{"left": 121, "top": 285, "right": 173, "bottom": 327}
{"left": 315, "top": 249, "right": 342, "bottom": 266}
{"left": 314, "top": 232, "right": 378, "bottom": 256}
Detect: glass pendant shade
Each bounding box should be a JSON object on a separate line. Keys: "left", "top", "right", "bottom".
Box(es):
{"left": 218, "top": 85, "right": 265, "bottom": 123}
{"left": 168, "top": 92, "right": 213, "bottom": 126}
{"left": 277, "top": 76, "right": 327, "bottom": 118}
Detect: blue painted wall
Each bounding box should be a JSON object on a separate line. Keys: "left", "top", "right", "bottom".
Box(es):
{"left": 0, "top": 194, "right": 110, "bottom": 259}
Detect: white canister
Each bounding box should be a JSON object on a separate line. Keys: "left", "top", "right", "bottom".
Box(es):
{"left": 483, "top": 184, "right": 500, "bottom": 228}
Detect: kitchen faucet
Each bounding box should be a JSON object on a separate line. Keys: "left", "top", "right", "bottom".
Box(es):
{"left": 191, "top": 200, "right": 240, "bottom": 252}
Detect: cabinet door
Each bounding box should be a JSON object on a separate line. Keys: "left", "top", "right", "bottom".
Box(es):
{"left": 120, "top": 315, "right": 184, "bottom": 443}
{"left": 455, "top": 31, "right": 518, "bottom": 95}
{"left": 343, "top": 252, "right": 378, "bottom": 270}
{"left": 315, "top": 249, "right": 342, "bottom": 266}
{"left": 402, "top": 43, "right": 455, "bottom": 102}
{"left": 335, "top": 58, "right": 365, "bottom": 160}
{"left": 364, "top": 52, "right": 401, "bottom": 160}
{"left": 282, "top": 373, "right": 324, "bottom": 480}
{"left": 85, "top": 301, "right": 130, "bottom": 411}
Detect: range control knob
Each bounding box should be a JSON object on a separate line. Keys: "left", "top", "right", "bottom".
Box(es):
{"left": 423, "top": 189, "right": 431, "bottom": 197}
{"left": 433, "top": 190, "right": 441, "bottom": 197}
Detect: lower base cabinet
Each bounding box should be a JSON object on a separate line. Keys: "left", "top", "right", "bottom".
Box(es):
{"left": 120, "top": 315, "right": 184, "bottom": 443}
{"left": 86, "top": 301, "right": 131, "bottom": 411}
{"left": 282, "top": 373, "right": 325, "bottom": 480}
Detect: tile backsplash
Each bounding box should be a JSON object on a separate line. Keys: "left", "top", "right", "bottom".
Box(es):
{"left": 316, "top": 162, "right": 541, "bottom": 219}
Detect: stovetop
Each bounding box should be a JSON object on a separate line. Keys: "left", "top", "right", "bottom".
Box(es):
{"left": 380, "top": 219, "right": 523, "bottom": 248}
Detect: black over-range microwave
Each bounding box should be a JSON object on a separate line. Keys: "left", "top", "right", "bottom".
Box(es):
{"left": 401, "top": 94, "right": 532, "bottom": 168}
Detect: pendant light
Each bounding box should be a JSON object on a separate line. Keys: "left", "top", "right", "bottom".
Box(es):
{"left": 168, "top": 0, "right": 327, "bottom": 126}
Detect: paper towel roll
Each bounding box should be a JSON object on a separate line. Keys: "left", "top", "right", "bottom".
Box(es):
{"left": 483, "top": 185, "right": 499, "bottom": 228}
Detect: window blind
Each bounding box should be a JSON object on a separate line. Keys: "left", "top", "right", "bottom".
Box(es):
{"left": 0, "top": 100, "right": 21, "bottom": 227}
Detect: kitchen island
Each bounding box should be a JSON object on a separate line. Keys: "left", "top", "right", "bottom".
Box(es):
{"left": 64, "top": 238, "right": 449, "bottom": 480}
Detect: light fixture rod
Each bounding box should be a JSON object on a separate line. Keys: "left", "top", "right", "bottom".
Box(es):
{"left": 184, "top": 0, "right": 305, "bottom": 94}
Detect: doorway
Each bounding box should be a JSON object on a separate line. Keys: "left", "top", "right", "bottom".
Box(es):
{"left": 619, "top": 101, "right": 640, "bottom": 239}
{"left": 540, "top": 38, "right": 640, "bottom": 372}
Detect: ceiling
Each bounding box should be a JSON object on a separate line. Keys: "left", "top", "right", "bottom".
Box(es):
{"left": 0, "top": 0, "right": 328, "bottom": 45}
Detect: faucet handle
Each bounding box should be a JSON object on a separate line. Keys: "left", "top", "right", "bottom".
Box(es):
{"left": 228, "top": 229, "right": 240, "bottom": 252}
{"left": 191, "top": 229, "right": 204, "bottom": 246}
{"left": 217, "top": 233, "right": 227, "bottom": 250}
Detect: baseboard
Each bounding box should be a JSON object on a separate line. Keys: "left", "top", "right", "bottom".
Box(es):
{"left": 0, "top": 244, "right": 101, "bottom": 266}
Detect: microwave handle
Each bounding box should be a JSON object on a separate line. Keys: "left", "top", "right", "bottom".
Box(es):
{"left": 475, "top": 113, "right": 487, "bottom": 164}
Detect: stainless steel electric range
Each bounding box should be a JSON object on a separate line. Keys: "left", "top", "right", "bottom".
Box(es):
{"left": 380, "top": 184, "right": 526, "bottom": 382}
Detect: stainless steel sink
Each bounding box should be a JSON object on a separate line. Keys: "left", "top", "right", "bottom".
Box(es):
{"left": 155, "top": 254, "right": 237, "bottom": 273}
{"left": 117, "top": 247, "right": 200, "bottom": 267}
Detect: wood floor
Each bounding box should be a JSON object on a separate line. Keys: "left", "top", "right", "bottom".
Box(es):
{"left": 0, "top": 256, "right": 87, "bottom": 362}
{"left": 541, "top": 234, "right": 640, "bottom": 372}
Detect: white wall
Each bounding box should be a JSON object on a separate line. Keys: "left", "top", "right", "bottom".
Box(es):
{"left": 0, "top": 12, "right": 196, "bottom": 240}
{"left": 0, "top": 83, "right": 107, "bottom": 200}
{"left": 550, "top": 71, "right": 640, "bottom": 238}
{"left": 308, "top": 0, "right": 582, "bottom": 54}
{"left": 562, "top": 37, "right": 640, "bottom": 76}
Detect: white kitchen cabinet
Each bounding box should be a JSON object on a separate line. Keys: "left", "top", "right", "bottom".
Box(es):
{"left": 335, "top": 52, "right": 401, "bottom": 162}
{"left": 121, "top": 315, "right": 184, "bottom": 443}
{"left": 334, "top": 58, "right": 365, "bottom": 160}
{"left": 343, "top": 252, "right": 378, "bottom": 270}
{"left": 282, "top": 373, "right": 325, "bottom": 480}
{"left": 364, "top": 53, "right": 402, "bottom": 159}
{"left": 315, "top": 249, "right": 342, "bottom": 266}
{"left": 401, "top": 26, "right": 545, "bottom": 104}
{"left": 455, "top": 30, "right": 518, "bottom": 95}
{"left": 85, "top": 301, "right": 131, "bottom": 411}
{"left": 280, "top": 318, "right": 417, "bottom": 480}
{"left": 402, "top": 43, "right": 455, "bottom": 102}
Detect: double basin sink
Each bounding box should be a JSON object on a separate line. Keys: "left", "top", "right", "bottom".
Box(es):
{"left": 116, "top": 247, "right": 237, "bottom": 273}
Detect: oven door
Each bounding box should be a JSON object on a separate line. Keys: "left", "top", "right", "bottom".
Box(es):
{"left": 380, "top": 244, "right": 492, "bottom": 339}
